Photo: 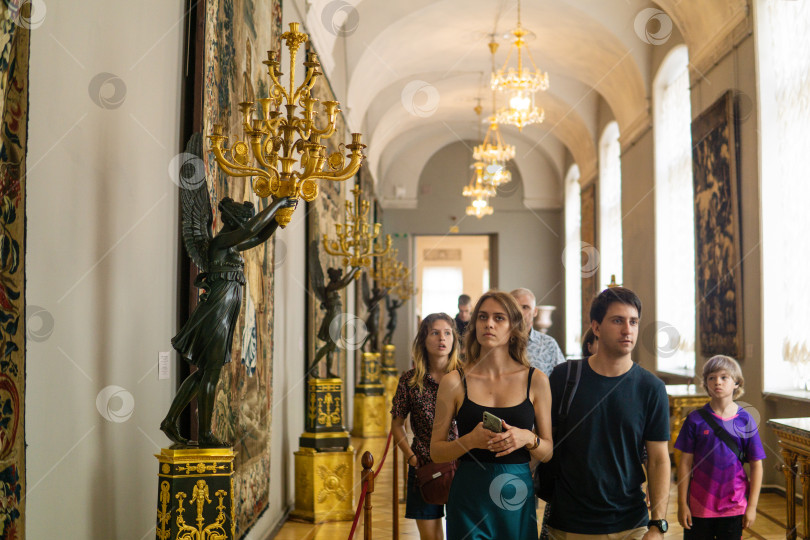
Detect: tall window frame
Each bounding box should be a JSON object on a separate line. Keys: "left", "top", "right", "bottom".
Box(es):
{"left": 598, "top": 121, "right": 622, "bottom": 289}
{"left": 757, "top": 0, "right": 810, "bottom": 392}
{"left": 563, "top": 164, "right": 582, "bottom": 356}
{"left": 653, "top": 45, "right": 696, "bottom": 376}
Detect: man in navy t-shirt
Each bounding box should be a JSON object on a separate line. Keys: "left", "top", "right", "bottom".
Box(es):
{"left": 547, "top": 287, "right": 671, "bottom": 539}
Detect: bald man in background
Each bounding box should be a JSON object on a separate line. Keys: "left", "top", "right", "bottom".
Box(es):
{"left": 511, "top": 288, "right": 565, "bottom": 376}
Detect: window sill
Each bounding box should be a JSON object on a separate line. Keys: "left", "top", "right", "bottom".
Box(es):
{"left": 763, "top": 389, "right": 810, "bottom": 404}
{"left": 657, "top": 368, "right": 695, "bottom": 380}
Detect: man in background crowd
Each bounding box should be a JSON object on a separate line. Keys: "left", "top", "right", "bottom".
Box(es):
{"left": 510, "top": 288, "right": 565, "bottom": 376}
{"left": 454, "top": 294, "right": 471, "bottom": 337}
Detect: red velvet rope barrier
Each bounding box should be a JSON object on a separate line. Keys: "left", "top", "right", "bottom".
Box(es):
{"left": 347, "top": 482, "right": 369, "bottom": 540}
{"left": 346, "top": 431, "right": 395, "bottom": 540}
{"left": 373, "top": 431, "right": 394, "bottom": 479}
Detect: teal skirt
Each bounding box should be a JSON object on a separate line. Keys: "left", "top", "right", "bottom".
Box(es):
{"left": 446, "top": 460, "right": 538, "bottom": 540}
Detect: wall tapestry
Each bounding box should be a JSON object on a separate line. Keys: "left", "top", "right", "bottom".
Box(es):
{"left": 580, "top": 183, "right": 596, "bottom": 334}
{"left": 199, "top": 0, "right": 282, "bottom": 536}
{"left": 306, "top": 52, "right": 350, "bottom": 397}
{"left": 352, "top": 164, "right": 376, "bottom": 379}
{"left": 0, "top": 4, "right": 28, "bottom": 538}
{"left": 691, "top": 90, "right": 743, "bottom": 359}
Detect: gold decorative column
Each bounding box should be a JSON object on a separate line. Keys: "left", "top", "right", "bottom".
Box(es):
{"left": 352, "top": 352, "right": 386, "bottom": 438}
{"left": 155, "top": 448, "right": 236, "bottom": 540}
{"left": 292, "top": 378, "right": 355, "bottom": 523}
{"left": 382, "top": 344, "right": 398, "bottom": 432}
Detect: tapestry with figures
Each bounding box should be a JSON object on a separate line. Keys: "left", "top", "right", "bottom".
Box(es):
{"left": 199, "top": 0, "right": 282, "bottom": 536}
{"left": 0, "top": 4, "right": 28, "bottom": 539}
{"left": 305, "top": 52, "right": 351, "bottom": 390}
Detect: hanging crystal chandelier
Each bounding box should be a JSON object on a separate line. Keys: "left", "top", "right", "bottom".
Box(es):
{"left": 491, "top": 0, "right": 548, "bottom": 131}
{"left": 466, "top": 196, "right": 494, "bottom": 219}
{"left": 482, "top": 161, "right": 511, "bottom": 187}
{"left": 463, "top": 162, "right": 498, "bottom": 199}
{"left": 476, "top": 42, "right": 516, "bottom": 163}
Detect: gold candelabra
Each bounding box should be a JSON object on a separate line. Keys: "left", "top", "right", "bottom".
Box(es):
{"left": 323, "top": 185, "right": 391, "bottom": 269}
{"left": 371, "top": 249, "right": 404, "bottom": 289}
{"left": 208, "top": 22, "right": 365, "bottom": 227}
{"left": 393, "top": 267, "right": 417, "bottom": 301}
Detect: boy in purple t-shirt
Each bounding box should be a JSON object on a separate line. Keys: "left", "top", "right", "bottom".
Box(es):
{"left": 675, "top": 355, "right": 765, "bottom": 539}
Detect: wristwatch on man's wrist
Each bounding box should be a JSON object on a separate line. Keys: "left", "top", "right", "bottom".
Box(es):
{"left": 648, "top": 519, "right": 668, "bottom": 533}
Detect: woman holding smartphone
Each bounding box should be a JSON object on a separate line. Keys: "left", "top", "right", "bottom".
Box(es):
{"left": 391, "top": 313, "right": 462, "bottom": 540}
{"left": 431, "top": 291, "right": 553, "bottom": 540}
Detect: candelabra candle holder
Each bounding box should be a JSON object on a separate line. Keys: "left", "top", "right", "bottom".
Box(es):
{"left": 393, "top": 268, "right": 416, "bottom": 302}
{"left": 323, "top": 185, "right": 391, "bottom": 269}
{"left": 208, "top": 22, "right": 365, "bottom": 227}
{"left": 371, "top": 249, "right": 404, "bottom": 290}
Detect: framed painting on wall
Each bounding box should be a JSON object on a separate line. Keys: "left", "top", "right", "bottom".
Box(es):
{"left": 192, "top": 0, "right": 282, "bottom": 536}
{"left": 305, "top": 51, "right": 351, "bottom": 408}
{"left": 580, "top": 183, "right": 597, "bottom": 334}
{"left": 691, "top": 90, "right": 743, "bottom": 359}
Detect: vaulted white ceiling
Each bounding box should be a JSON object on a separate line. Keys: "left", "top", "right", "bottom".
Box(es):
{"left": 293, "top": 0, "right": 748, "bottom": 209}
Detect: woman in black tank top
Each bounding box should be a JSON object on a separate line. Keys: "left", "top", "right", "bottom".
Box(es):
{"left": 430, "top": 291, "right": 553, "bottom": 540}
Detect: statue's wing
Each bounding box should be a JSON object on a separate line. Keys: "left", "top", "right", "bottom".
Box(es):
{"left": 362, "top": 272, "right": 370, "bottom": 304}
{"left": 179, "top": 133, "right": 213, "bottom": 272}
{"left": 308, "top": 239, "right": 327, "bottom": 303}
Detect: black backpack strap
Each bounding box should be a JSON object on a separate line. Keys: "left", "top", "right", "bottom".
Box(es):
{"left": 558, "top": 359, "right": 583, "bottom": 420}
{"left": 696, "top": 408, "right": 746, "bottom": 463}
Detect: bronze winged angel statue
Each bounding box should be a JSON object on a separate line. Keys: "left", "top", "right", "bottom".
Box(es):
{"left": 308, "top": 239, "right": 362, "bottom": 378}
{"left": 160, "top": 133, "right": 296, "bottom": 447}
{"left": 383, "top": 295, "right": 405, "bottom": 347}
{"left": 361, "top": 272, "right": 389, "bottom": 353}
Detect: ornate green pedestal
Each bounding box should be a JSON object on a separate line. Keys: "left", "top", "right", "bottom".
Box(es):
{"left": 352, "top": 352, "right": 386, "bottom": 438}
{"left": 382, "top": 344, "right": 398, "bottom": 432}
{"left": 293, "top": 377, "right": 355, "bottom": 523}
{"left": 155, "top": 448, "right": 236, "bottom": 540}
{"left": 300, "top": 377, "right": 351, "bottom": 451}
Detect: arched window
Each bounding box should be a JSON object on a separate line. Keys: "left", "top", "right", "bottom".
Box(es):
{"left": 598, "top": 122, "right": 622, "bottom": 289}
{"left": 653, "top": 45, "right": 695, "bottom": 376}
{"left": 758, "top": 0, "right": 810, "bottom": 392}
{"left": 563, "top": 164, "right": 582, "bottom": 356}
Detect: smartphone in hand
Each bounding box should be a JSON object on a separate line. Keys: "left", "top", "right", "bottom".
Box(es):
{"left": 482, "top": 411, "right": 503, "bottom": 433}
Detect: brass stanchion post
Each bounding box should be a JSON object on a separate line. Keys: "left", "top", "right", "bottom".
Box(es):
{"left": 362, "top": 452, "right": 374, "bottom": 540}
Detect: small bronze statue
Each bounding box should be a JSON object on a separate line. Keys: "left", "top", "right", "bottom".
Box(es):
{"left": 361, "top": 273, "right": 389, "bottom": 353}
{"left": 383, "top": 295, "right": 405, "bottom": 347}
{"left": 160, "top": 133, "right": 296, "bottom": 447}
{"left": 308, "top": 239, "right": 362, "bottom": 378}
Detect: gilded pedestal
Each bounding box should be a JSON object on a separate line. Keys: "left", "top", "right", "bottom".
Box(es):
{"left": 382, "top": 344, "right": 399, "bottom": 432}
{"left": 291, "top": 447, "right": 355, "bottom": 523}
{"left": 300, "top": 377, "right": 351, "bottom": 451}
{"left": 767, "top": 417, "right": 810, "bottom": 540}
{"left": 292, "top": 378, "right": 354, "bottom": 523}
{"left": 294, "top": 378, "right": 355, "bottom": 522}
{"left": 666, "top": 384, "right": 709, "bottom": 469}
{"left": 155, "top": 448, "right": 236, "bottom": 540}
{"left": 352, "top": 352, "right": 387, "bottom": 438}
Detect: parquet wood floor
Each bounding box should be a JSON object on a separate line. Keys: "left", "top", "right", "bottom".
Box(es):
{"left": 273, "top": 436, "right": 797, "bottom": 540}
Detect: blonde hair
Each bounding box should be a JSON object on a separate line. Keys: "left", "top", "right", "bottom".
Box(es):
{"left": 464, "top": 290, "right": 530, "bottom": 368}
{"left": 702, "top": 355, "right": 745, "bottom": 399}
{"left": 409, "top": 313, "right": 461, "bottom": 392}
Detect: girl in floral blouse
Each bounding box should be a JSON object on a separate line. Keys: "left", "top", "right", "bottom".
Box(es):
{"left": 391, "top": 313, "right": 461, "bottom": 540}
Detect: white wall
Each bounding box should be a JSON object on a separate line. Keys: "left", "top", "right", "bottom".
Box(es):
{"left": 26, "top": 1, "right": 184, "bottom": 538}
